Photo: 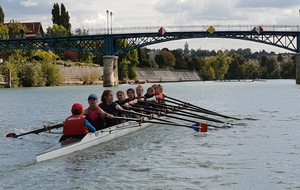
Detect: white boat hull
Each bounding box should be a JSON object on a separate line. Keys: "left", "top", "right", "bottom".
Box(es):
{"left": 36, "top": 120, "right": 153, "bottom": 162}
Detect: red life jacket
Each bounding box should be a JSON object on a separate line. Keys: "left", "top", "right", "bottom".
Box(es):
{"left": 156, "top": 92, "right": 164, "bottom": 103}
{"left": 63, "top": 115, "right": 89, "bottom": 136}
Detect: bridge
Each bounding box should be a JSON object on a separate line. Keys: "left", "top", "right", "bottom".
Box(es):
{"left": 0, "top": 25, "right": 299, "bottom": 55}
{"left": 0, "top": 24, "right": 300, "bottom": 86}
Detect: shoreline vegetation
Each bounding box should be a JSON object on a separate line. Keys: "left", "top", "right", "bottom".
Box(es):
{"left": 0, "top": 47, "right": 296, "bottom": 88}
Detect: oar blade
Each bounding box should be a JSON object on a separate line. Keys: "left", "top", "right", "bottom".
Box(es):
{"left": 6, "top": 133, "right": 18, "bottom": 138}
{"left": 192, "top": 123, "right": 208, "bottom": 132}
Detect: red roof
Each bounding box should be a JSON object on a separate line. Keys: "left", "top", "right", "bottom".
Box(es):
{"left": 23, "top": 22, "right": 45, "bottom": 37}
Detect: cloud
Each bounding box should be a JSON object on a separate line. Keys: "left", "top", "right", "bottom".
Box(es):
{"left": 235, "top": 0, "right": 300, "bottom": 8}
{"left": 20, "top": 0, "right": 38, "bottom": 7}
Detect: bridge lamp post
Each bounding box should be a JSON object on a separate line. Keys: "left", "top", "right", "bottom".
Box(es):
{"left": 106, "top": 10, "right": 109, "bottom": 34}
{"left": 110, "top": 11, "right": 113, "bottom": 34}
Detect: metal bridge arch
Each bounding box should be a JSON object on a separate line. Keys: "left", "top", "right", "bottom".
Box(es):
{"left": 116, "top": 31, "right": 300, "bottom": 55}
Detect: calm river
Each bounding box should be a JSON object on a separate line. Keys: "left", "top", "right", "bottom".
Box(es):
{"left": 0, "top": 80, "right": 299, "bottom": 190}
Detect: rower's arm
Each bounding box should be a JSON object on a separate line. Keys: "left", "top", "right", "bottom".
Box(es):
{"left": 85, "top": 119, "right": 96, "bottom": 132}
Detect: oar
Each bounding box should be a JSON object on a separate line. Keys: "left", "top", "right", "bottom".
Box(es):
{"left": 122, "top": 109, "right": 173, "bottom": 123}
{"left": 138, "top": 102, "right": 225, "bottom": 124}
{"left": 164, "top": 96, "right": 241, "bottom": 120}
{"left": 134, "top": 106, "right": 224, "bottom": 128}
{"left": 113, "top": 116, "right": 208, "bottom": 132}
{"left": 6, "top": 123, "right": 64, "bottom": 138}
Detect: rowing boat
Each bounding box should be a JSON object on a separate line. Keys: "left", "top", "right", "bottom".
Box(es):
{"left": 36, "top": 119, "right": 155, "bottom": 162}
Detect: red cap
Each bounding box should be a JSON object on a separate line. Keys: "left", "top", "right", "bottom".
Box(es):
{"left": 71, "top": 103, "right": 84, "bottom": 115}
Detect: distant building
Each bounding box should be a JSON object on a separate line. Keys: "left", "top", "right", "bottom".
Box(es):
{"left": 22, "top": 22, "right": 45, "bottom": 38}
{"left": 4, "top": 22, "right": 45, "bottom": 38}
{"left": 183, "top": 42, "right": 190, "bottom": 57}
{"left": 149, "top": 49, "right": 159, "bottom": 61}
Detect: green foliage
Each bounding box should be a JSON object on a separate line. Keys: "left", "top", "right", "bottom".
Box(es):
{"left": 118, "top": 59, "right": 129, "bottom": 80}
{"left": 0, "top": 57, "right": 20, "bottom": 87}
{"left": 226, "top": 54, "right": 245, "bottom": 80}
{"left": 77, "top": 52, "right": 94, "bottom": 63}
{"left": 281, "top": 58, "right": 295, "bottom": 79}
{"left": 139, "top": 59, "right": 156, "bottom": 68}
{"left": 19, "top": 62, "right": 43, "bottom": 87}
{"left": 51, "top": 3, "right": 71, "bottom": 34}
{"left": 199, "top": 61, "right": 215, "bottom": 81}
{"left": 41, "top": 62, "right": 63, "bottom": 86}
{"left": 118, "top": 58, "right": 137, "bottom": 80}
{"left": 0, "top": 51, "right": 62, "bottom": 87}
{"left": 206, "top": 52, "right": 233, "bottom": 80}
{"left": 46, "top": 24, "right": 68, "bottom": 37}
{"left": 172, "top": 49, "right": 186, "bottom": 70}
{"left": 128, "top": 66, "right": 137, "bottom": 80}
{"left": 0, "top": 23, "right": 9, "bottom": 40}
{"left": 186, "top": 59, "right": 195, "bottom": 71}
{"left": 6, "top": 20, "right": 27, "bottom": 39}
{"left": 0, "top": 5, "right": 4, "bottom": 23}
{"left": 155, "top": 54, "right": 164, "bottom": 68}
{"left": 241, "top": 61, "right": 262, "bottom": 80}
{"left": 51, "top": 3, "right": 60, "bottom": 25}
{"left": 34, "top": 50, "right": 59, "bottom": 63}
{"left": 160, "top": 50, "right": 175, "bottom": 68}
{"left": 174, "top": 56, "right": 186, "bottom": 70}
{"left": 74, "top": 28, "right": 90, "bottom": 35}
{"left": 265, "top": 56, "right": 279, "bottom": 78}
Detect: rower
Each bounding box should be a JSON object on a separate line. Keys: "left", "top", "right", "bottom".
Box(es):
{"left": 82, "top": 94, "right": 107, "bottom": 131}
{"left": 99, "top": 90, "right": 121, "bottom": 127}
{"left": 60, "top": 103, "right": 96, "bottom": 142}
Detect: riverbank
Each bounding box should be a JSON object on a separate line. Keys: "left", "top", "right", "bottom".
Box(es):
{"left": 59, "top": 65, "right": 201, "bottom": 85}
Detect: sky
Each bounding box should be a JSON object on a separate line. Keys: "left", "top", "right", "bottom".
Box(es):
{"left": 1, "top": 0, "right": 300, "bottom": 53}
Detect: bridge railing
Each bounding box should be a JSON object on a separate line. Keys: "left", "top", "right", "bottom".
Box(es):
{"left": 1, "top": 25, "right": 299, "bottom": 40}
{"left": 84, "top": 25, "right": 300, "bottom": 35}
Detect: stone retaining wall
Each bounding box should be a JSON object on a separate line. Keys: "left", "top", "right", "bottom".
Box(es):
{"left": 136, "top": 68, "right": 201, "bottom": 82}
{"left": 58, "top": 65, "right": 103, "bottom": 84}
{"left": 58, "top": 65, "right": 201, "bottom": 84}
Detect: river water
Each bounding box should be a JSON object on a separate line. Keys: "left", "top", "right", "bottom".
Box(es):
{"left": 0, "top": 80, "right": 299, "bottom": 190}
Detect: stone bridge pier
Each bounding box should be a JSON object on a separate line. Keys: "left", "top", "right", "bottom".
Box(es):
{"left": 102, "top": 56, "right": 119, "bottom": 87}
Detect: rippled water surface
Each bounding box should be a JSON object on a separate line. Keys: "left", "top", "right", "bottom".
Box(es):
{"left": 0, "top": 80, "right": 300, "bottom": 190}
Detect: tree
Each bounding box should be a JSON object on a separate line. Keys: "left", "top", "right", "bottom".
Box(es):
{"left": 241, "top": 61, "right": 262, "bottom": 80}
{"left": 140, "top": 59, "right": 156, "bottom": 68}
{"left": 277, "top": 53, "right": 284, "bottom": 63}
{"left": 64, "top": 50, "right": 77, "bottom": 61}
{"left": 281, "top": 58, "right": 295, "bottom": 79}
{"left": 171, "top": 49, "right": 186, "bottom": 70}
{"left": 265, "top": 56, "right": 280, "bottom": 78}
{"left": 227, "top": 54, "right": 245, "bottom": 80}
{"left": 74, "top": 28, "right": 89, "bottom": 36}
{"left": 60, "top": 4, "right": 71, "bottom": 33}
{"left": 51, "top": 3, "right": 71, "bottom": 34}
{"left": 199, "top": 61, "right": 215, "bottom": 81}
{"left": 46, "top": 24, "right": 68, "bottom": 37}
{"left": 0, "top": 5, "right": 4, "bottom": 23}
{"left": 118, "top": 59, "right": 129, "bottom": 80}
{"left": 0, "top": 23, "right": 9, "bottom": 40}
{"left": 19, "top": 62, "right": 43, "bottom": 87}
{"left": 161, "top": 50, "right": 175, "bottom": 68}
{"left": 6, "top": 20, "right": 27, "bottom": 39}
{"left": 155, "top": 54, "right": 164, "bottom": 68}
{"left": 41, "top": 62, "right": 63, "bottom": 86}
{"left": 206, "top": 52, "right": 233, "bottom": 80}
{"left": 51, "top": 3, "right": 60, "bottom": 25}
